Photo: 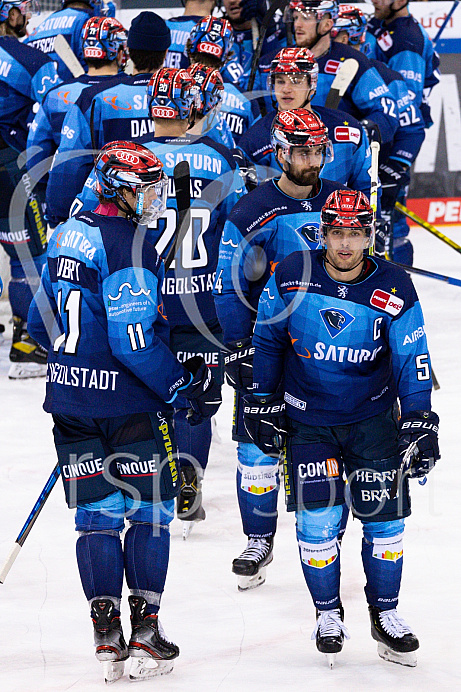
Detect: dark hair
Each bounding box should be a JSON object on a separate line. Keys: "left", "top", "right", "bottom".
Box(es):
{"left": 187, "top": 46, "right": 222, "bottom": 70}
{"left": 129, "top": 48, "right": 167, "bottom": 74}
{"left": 85, "top": 58, "right": 114, "bottom": 69}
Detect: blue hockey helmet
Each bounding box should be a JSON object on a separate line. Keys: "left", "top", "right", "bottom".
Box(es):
{"left": 82, "top": 16, "right": 127, "bottom": 66}
{"left": 188, "top": 15, "right": 234, "bottom": 63}
{"left": 0, "top": 0, "right": 40, "bottom": 22}
{"left": 331, "top": 4, "right": 368, "bottom": 45}
{"left": 147, "top": 67, "right": 200, "bottom": 122}
{"left": 61, "top": 0, "right": 115, "bottom": 17}
{"left": 188, "top": 63, "right": 224, "bottom": 116}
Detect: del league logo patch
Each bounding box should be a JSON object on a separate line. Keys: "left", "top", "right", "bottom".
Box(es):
{"left": 334, "top": 126, "right": 361, "bottom": 145}
{"left": 325, "top": 59, "right": 341, "bottom": 75}
{"left": 370, "top": 289, "right": 404, "bottom": 316}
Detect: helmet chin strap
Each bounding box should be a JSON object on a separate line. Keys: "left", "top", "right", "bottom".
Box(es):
{"left": 323, "top": 251, "right": 365, "bottom": 274}
{"left": 385, "top": 0, "right": 409, "bottom": 22}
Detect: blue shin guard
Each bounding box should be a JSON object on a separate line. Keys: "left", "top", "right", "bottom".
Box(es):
{"left": 362, "top": 520, "right": 405, "bottom": 610}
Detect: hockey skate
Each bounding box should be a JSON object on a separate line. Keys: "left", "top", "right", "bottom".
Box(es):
{"left": 369, "top": 605, "right": 419, "bottom": 667}
{"left": 91, "top": 598, "right": 128, "bottom": 684}
{"left": 232, "top": 536, "right": 273, "bottom": 591}
{"left": 177, "top": 466, "right": 206, "bottom": 540}
{"left": 8, "top": 316, "right": 47, "bottom": 379}
{"left": 311, "top": 605, "right": 350, "bottom": 669}
{"left": 128, "top": 595, "right": 179, "bottom": 681}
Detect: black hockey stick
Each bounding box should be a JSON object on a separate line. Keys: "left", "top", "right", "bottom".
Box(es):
{"left": 163, "top": 161, "right": 191, "bottom": 271}
{"left": 0, "top": 464, "right": 61, "bottom": 583}
{"left": 324, "top": 58, "right": 359, "bottom": 110}
{"left": 389, "top": 260, "right": 461, "bottom": 288}
{"left": 248, "top": 0, "right": 288, "bottom": 92}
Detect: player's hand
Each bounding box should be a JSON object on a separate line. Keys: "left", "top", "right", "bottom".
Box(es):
{"left": 182, "top": 356, "right": 222, "bottom": 426}
{"left": 243, "top": 393, "right": 287, "bottom": 458}
{"left": 223, "top": 338, "right": 254, "bottom": 391}
{"left": 379, "top": 159, "right": 410, "bottom": 211}
{"left": 397, "top": 410, "right": 440, "bottom": 478}
{"left": 374, "top": 217, "right": 392, "bottom": 259}
{"left": 239, "top": 0, "right": 260, "bottom": 22}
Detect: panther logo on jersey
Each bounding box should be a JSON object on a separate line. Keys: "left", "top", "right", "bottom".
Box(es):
{"left": 319, "top": 308, "right": 355, "bottom": 338}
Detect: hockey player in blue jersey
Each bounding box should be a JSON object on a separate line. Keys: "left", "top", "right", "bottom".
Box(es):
{"left": 186, "top": 15, "right": 261, "bottom": 143}
{"left": 213, "top": 108, "right": 349, "bottom": 589}
{"left": 27, "top": 141, "right": 221, "bottom": 683}
{"left": 46, "top": 11, "right": 171, "bottom": 224}
{"left": 258, "top": 0, "right": 399, "bottom": 146}
{"left": 27, "top": 15, "right": 128, "bottom": 192}
{"left": 188, "top": 62, "right": 235, "bottom": 148}
{"left": 25, "top": 0, "right": 115, "bottom": 81}
{"left": 244, "top": 189, "right": 440, "bottom": 667}
{"left": 239, "top": 46, "right": 375, "bottom": 203}
{"left": 0, "top": 0, "right": 61, "bottom": 378}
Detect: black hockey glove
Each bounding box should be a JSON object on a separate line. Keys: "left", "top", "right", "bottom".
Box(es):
{"left": 231, "top": 148, "right": 258, "bottom": 192}
{"left": 181, "top": 356, "right": 222, "bottom": 426}
{"left": 239, "top": 0, "right": 260, "bottom": 22}
{"left": 397, "top": 410, "right": 440, "bottom": 478}
{"left": 243, "top": 393, "right": 287, "bottom": 458}
{"left": 374, "top": 217, "right": 393, "bottom": 259}
{"left": 223, "top": 338, "right": 254, "bottom": 392}
{"left": 379, "top": 159, "right": 410, "bottom": 213}
{"left": 361, "top": 119, "right": 381, "bottom": 145}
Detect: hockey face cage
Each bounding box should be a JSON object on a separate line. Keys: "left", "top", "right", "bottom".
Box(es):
{"left": 269, "top": 47, "right": 319, "bottom": 98}
{"left": 188, "top": 15, "right": 234, "bottom": 62}
{"left": 0, "top": 0, "right": 39, "bottom": 21}
{"left": 319, "top": 189, "right": 374, "bottom": 248}
{"left": 188, "top": 63, "right": 224, "bottom": 116}
{"left": 331, "top": 5, "right": 367, "bottom": 45}
{"left": 94, "top": 141, "right": 168, "bottom": 224}
{"left": 82, "top": 16, "right": 127, "bottom": 66}
{"left": 284, "top": 0, "right": 339, "bottom": 26}
{"left": 147, "top": 67, "right": 200, "bottom": 122}
{"left": 271, "top": 108, "right": 333, "bottom": 168}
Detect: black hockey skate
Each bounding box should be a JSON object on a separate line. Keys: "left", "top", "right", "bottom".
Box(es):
{"left": 312, "top": 604, "right": 350, "bottom": 669}
{"left": 232, "top": 536, "right": 274, "bottom": 591}
{"left": 128, "top": 595, "right": 179, "bottom": 681}
{"left": 177, "top": 466, "right": 206, "bottom": 540}
{"left": 91, "top": 598, "right": 128, "bottom": 684}
{"left": 8, "top": 315, "right": 47, "bottom": 379}
{"left": 369, "top": 605, "right": 419, "bottom": 667}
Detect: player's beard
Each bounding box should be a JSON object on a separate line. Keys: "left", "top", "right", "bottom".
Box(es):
{"left": 286, "top": 164, "right": 321, "bottom": 187}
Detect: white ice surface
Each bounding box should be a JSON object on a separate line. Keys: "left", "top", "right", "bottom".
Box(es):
{"left": 0, "top": 226, "right": 460, "bottom": 691}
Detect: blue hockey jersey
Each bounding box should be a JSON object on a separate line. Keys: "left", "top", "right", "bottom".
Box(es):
{"left": 24, "top": 7, "right": 93, "bottom": 81}
{"left": 47, "top": 73, "right": 154, "bottom": 223}
{"left": 238, "top": 106, "right": 374, "bottom": 198}
{"left": 28, "top": 211, "right": 194, "bottom": 418}
{"left": 0, "top": 36, "right": 61, "bottom": 151}
{"left": 220, "top": 81, "right": 261, "bottom": 144}
{"left": 27, "top": 74, "right": 116, "bottom": 177}
{"left": 213, "top": 177, "right": 346, "bottom": 344}
{"left": 252, "top": 250, "right": 432, "bottom": 425}
{"left": 71, "top": 134, "right": 245, "bottom": 328}
{"left": 367, "top": 15, "right": 439, "bottom": 128}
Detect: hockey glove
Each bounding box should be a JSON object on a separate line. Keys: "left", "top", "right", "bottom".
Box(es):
{"left": 361, "top": 119, "right": 381, "bottom": 145}
{"left": 243, "top": 393, "right": 287, "bottom": 458}
{"left": 223, "top": 338, "right": 254, "bottom": 392}
{"left": 231, "top": 148, "right": 258, "bottom": 192}
{"left": 239, "top": 0, "right": 260, "bottom": 22}
{"left": 374, "top": 217, "right": 393, "bottom": 259}
{"left": 379, "top": 159, "right": 410, "bottom": 213}
{"left": 397, "top": 410, "right": 440, "bottom": 478}
{"left": 182, "top": 356, "right": 222, "bottom": 426}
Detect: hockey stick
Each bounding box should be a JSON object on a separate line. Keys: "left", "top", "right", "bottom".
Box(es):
{"left": 0, "top": 464, "right": 61, "bottom": 584}
{"left": 54, "top": 34, "right": 85, "bottom": 77}
{"left": 251, "top": 17, "right": 260, "bottom": 50}
{"left": 248, "top": 0, "right": 288, "bottom": 91}
{"left": 368, "top": 140, "right": 380, "bottom": 256}
{"left": 390, "top": 260, "right": 461, "bottom": 288}
{"left": 433, "top": 0, "right": 459, "bottom": 49}
{"left": 395, "top": 201, "right": 461, "bottom": 255}
{"left": 324, "top": 58, "right": 359, "bottom": 110}
{"left": 163, "top": 161, "right": 191, "bottom": 271}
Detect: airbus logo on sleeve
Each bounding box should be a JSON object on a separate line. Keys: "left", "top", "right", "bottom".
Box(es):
{"left": 319, "top": 308, "right": 355, "bottom": 338}
{"left": 370, "top": 289, "right": 404, "bottom": 316}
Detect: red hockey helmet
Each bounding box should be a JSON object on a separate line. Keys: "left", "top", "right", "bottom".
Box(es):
{"left": 269, "top": 47, "right": 319, "bottom": 101}
{"left": 188, "top": 15, "right": 234, "bottom": 62}
{"left": 82, "top": 16, "right": 128, "bottom": 67}
{"left": 188, "top": 63, "right": 224, "bottom": 116}
{"left": 320, "top": 189, "right": 374, "bottom": 247}
{"left": 147, "top": 67, "right": 199, "bottom": 121}
{"left": 271, "top": 108, "right": 334, "bottom": 167}
{"left": 94, "top": 140, "right": 168, "bottom": 224}
{"left": 331, "top": 5, "right": 368, "bottom": 45}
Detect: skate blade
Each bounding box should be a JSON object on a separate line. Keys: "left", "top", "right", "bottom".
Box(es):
{"left": 182, "top": 521, "right": 195, "bottom": 540}
{"left": 237, "top": 566, "right": 266, "bottom": 591}
{"left": 8, "top": 362, "right": 47, "bottom": 379}
{"left": 325, "top": 653, "right": 337, "bottom": 669}
{"left": 377, "top": 642, "right": 417, "bottom": 667}
{"left": 102, "top": 660, "right": 125, "bottom": 684}
{"left": 129, "top": 656, "right": 174, "bottom": 681}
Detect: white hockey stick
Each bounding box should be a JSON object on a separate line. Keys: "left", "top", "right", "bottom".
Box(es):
{"left": 54, "top": 34, "right": 85, "bottom": 78}
{"left": 368, "top": 140, "right": 380, "bottom": 256}
{"left": 324, "top": 58, "right": 359, "bottom": 110}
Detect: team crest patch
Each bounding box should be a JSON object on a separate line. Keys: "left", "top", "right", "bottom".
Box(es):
{"left": 377, "top": 31, "right": 393, "bottom": 51}
{"left": 319, "top": 307, "right": 355, "bottom": 338}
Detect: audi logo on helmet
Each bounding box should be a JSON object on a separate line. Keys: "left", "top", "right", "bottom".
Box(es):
{"left": 84, "top": 48, "right": 104, "bottom": 58}
{"left": 197, "top": 41, "right": 222, "bottom": 57}
{"left": 278, "top": 111, "right": 295, "bottom": 126}
{"left": 114, "top": 151, "right": 140, "bottom": 165}
{"left": 151, "top": 106, "right": 177, "bottom": 118}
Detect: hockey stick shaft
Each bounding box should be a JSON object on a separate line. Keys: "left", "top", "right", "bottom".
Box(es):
{"left": 248, "top": 0, "right": 288, "bottom": 91}
{"left": 163, "top": 161, "right": 191, "bottom": 271}
{"left": 433, "top": 1, "right": 459, "bottom": 47}
{"left": 395, "top": 201, "right": 461, "bottom": 254}
{"left": 324, "top": 58, "right": 359, "bottom": 110}
{"left": 53, "top": 34, "right": 85, "bottom": 77}
{"left": 368, "top": 141, "right": 380, "bottom": 256}
{"left": 390, "top": 260, "right": 461, "bottom": 287}
{"left": 0, "top": 463, "right": 61, "bottom": 584}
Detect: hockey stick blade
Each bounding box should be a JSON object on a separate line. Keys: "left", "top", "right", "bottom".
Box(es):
{"left": 324, "top": 58, "right": 359, "bottom": 110}
{"left": 54, "top": 34, "right": 85, "bottom": 77}
{"left": 248, "top": 0, "right": 288, "bottom": 91}
{"left": 164, "top": 161, "right": 191, "bottom": 272}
